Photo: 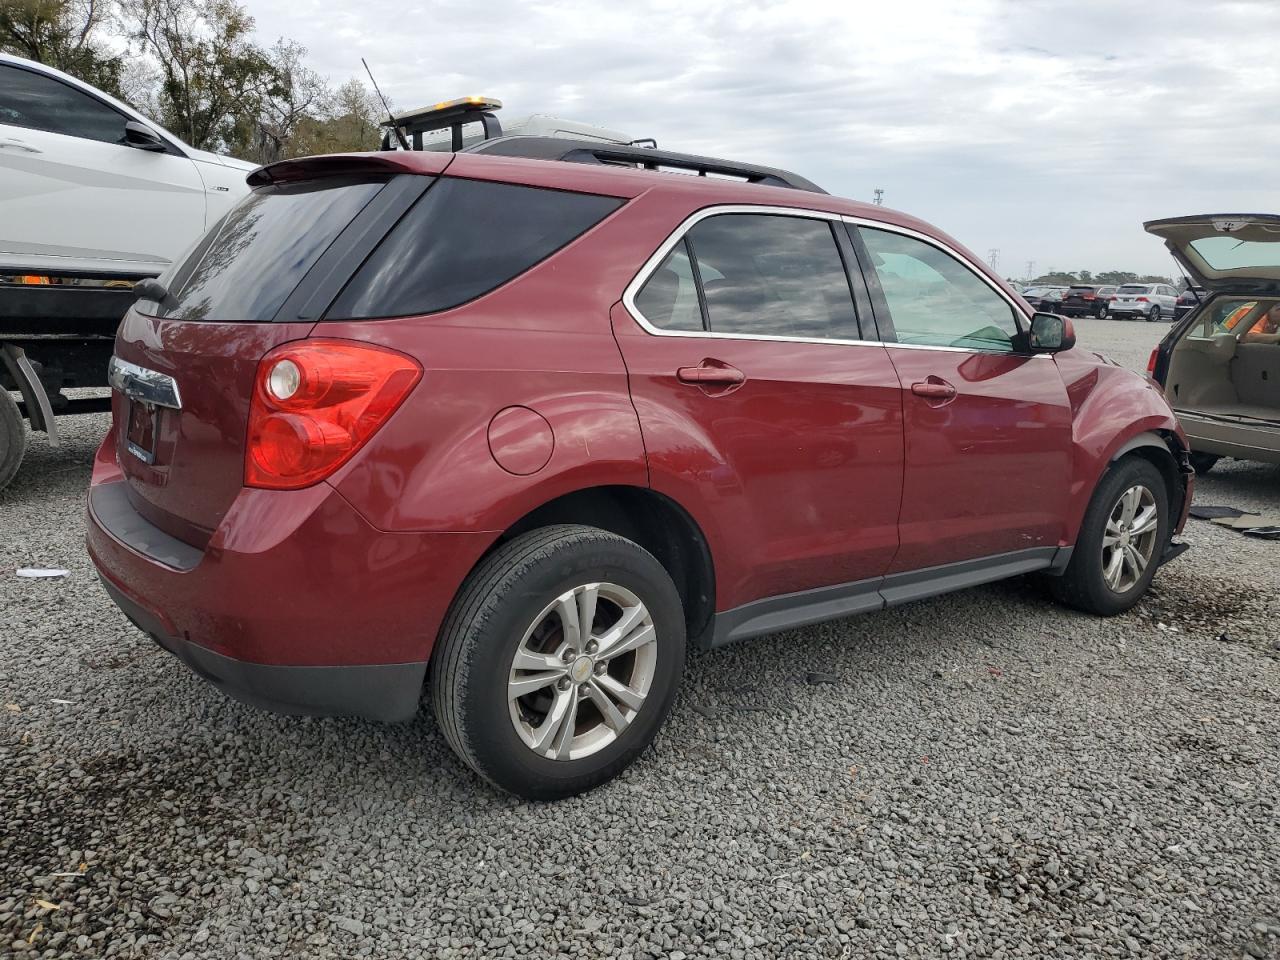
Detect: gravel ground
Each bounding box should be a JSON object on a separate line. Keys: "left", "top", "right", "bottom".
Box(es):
{"left": 2, "top": 319, "right": 1278, "bottom": 960}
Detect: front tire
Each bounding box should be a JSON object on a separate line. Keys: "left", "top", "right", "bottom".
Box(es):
{"left": 1049, "top": 457, "right": 1169, "bottom": 616}
{"left": 0, "top": 389, "right": 26, "bottom": 492}
{"left": 431, "top": 524, "right": 686, "bottom": 800}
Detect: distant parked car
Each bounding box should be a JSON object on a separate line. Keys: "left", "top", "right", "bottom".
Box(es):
{"left": 1107, "top": 283, "right": 1178, "bottom": 321}
{"left": 1174, "top": 285, "right": 1206, "bottom": 321}
{"left": 1022, "top": 286, "right": 1067, "bottom": 311}
{"left": 1059, "top": 284, "right": 1119, "bottom": 318}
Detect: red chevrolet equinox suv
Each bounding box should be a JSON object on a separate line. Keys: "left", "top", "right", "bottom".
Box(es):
{"left": 87, "top": 140, "right": 1193, "bottom": 799}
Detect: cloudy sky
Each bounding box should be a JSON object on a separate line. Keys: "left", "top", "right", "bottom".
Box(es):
{"left": 251, "top": 0, "right": 1279, "bottom": 279}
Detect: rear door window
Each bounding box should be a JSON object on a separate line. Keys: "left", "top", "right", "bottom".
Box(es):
{"left": 151, "top": 177, "right": 386, "bottom": 321}
{"left": 688, "top": 214, "right": 858, "bottom": 339}
{"left": 327, "top": 179, "right": 622, "bottom": 319}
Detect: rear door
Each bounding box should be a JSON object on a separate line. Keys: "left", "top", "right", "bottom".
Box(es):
{"left": 848, "top": 222, "right": 1073, "bottom": 573}
{"left": 614, "top": 209, "right": 904, "bottom": 610}
{"left": 0, "top": 61, "right": 205, "bottom": 276}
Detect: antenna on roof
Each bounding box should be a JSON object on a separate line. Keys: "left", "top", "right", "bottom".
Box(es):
{"left": 362, "top": 58, "right": 407, "bottom": 150}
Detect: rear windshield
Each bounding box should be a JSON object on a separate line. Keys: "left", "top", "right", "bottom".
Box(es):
{"left": 1066, "top": 286, "right": 1096, "bottom": 292}
{"left": 149, "top": 178, "right": 384, "bottom": 322}
{"left": 326, "top": 179, "right": 622, "bottom": 319}
{"left": 1118, "top": 284, "right": 1150, "bottom": 294}
{"left": 1190, "top": 236, "right": 1280, "bottom": 271}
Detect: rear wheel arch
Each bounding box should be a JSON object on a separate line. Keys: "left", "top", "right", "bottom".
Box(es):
{"left": 469, "top": 485, "right": 716, "bottom": 646}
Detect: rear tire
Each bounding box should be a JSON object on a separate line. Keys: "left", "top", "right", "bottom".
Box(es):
{"left": 0, "top": 389, "right": 26, "bottom": 492}
{"left": 430, "top": 524, "right": 686, "bottom": 800}
{"left": 1148, "top": 306, "right": 1160, "bottom": 322}
{"left": 1049, "top": 457, "right": 1170, "bottom": 616}
{"left": 1188, "top": 451, "right": 1220, "bottom": 475}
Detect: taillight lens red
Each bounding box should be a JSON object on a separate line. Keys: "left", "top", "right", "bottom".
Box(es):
{"left": 1147, "top": 348, "right": 1158, "bottom": 375}
{"left": 246, "top": 339, "right": 422, "bottom": 490}
{"left": 1136, "top": 296, "right": 1149, "bottom": 302}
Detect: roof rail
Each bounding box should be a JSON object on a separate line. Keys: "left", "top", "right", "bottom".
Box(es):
{"left": 465, "top": 136, "right": 826, "bottom": 194}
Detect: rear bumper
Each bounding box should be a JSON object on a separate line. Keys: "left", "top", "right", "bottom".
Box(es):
{"left": 1176, "top": 411, "right": 1280, "bottom": 464}
{"left": 98, "top": 575, "right": 425, "bottom": 721}
{"left": 86, "top": 434, "right": 494, "bottom": 722}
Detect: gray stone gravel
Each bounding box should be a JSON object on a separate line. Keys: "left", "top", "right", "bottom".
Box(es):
{"left": 2, "top": 319, "right": 1278, "bottom": 959}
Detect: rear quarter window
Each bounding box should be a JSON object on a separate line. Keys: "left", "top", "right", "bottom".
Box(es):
{"left": 326, "top": 179, "right": 623, "bottom": 319}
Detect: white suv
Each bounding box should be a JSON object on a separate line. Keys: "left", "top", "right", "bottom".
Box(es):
{"left": 0, "top": 53, "right": 255, "bottom": 279}
{"left": 1107, "top": 282, "right": 1179, "bottom": 322}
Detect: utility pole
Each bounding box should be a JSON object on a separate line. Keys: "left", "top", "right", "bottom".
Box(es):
{"left": 987, "top": 248, "right": 1000, "bottom": 273}
{"left": 1025, "top": 260, "right": 1036, "bottom": 282}
{"left": 872, "top": 188, "right": 883, "bottom": 206}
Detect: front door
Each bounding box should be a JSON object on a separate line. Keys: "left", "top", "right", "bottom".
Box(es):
{"left": 851, "top": 223, "right": 1073, "bottom": 573}
{"left": 0, "top": 62, "right": 206, "bottom": 276}
{"left": 614, "top": 211, "right": 904, "bottom": 611}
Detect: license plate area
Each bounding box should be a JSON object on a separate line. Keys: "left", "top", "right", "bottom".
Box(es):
{"left": 126, "top": 400, "right": 160, "bottom": 464}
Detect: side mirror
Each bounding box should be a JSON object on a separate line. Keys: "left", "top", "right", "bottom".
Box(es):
{"left": 1025, "top": 312, "right": 1076, "bottom": 353}
{"left": 124, "top": 120, "right": 167, "bottom": 152}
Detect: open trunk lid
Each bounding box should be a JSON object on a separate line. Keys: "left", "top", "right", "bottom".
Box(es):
{"left": 108, "top": 154, "right": 448, "bottom": 546}
{"left": 1144, "top": 214, "right": 1280, "bottom": 293}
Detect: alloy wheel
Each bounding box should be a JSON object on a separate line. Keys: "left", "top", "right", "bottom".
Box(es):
{"left": 1101, "top": 484, "right": 1159, "bottom": 593}
{"left": 507, "top": 582, "right": 658, "bottom": 760}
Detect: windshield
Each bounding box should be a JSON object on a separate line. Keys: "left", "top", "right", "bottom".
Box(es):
{"left": 1118, "top": 285, "right": 1150, "bottom": 294}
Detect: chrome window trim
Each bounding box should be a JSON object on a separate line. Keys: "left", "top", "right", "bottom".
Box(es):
{"left": 620, "top": 204, "right": 1036, "bottom": 356}
{"left": 108, "top": 356, "right": 183, "bottom": 410}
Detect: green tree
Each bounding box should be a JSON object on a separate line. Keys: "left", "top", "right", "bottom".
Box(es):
{"left": 1032, "top": 271, "right": 1078, "bottom": 285}
{"left": 1095, "top": 270, "right": 1139, "bottom": 285}
{"left": 121, "top": 0, "right": 280, "bottom": 151}
{"left": 0, "top": 0, "right": 124, "bottom": 95}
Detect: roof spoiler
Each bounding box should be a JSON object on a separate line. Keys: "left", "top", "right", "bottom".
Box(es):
{"left": 246, "top": 153, "right": 447, "bottom": 187}
{"left": 467, "top": 136, "right": 827, "bottom": 194}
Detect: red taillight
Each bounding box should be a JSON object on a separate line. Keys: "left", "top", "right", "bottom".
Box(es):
{"left": 1083, "top": 292, "right": 1095, "bottom": 300}
{"left": 246, "top": 339, "right": 422, "bottom": 490}
{"left": 1147, "top": 348, "right": 1158, "bottom": 375}
{"left": 1136, "top": 296, "right": 1149, "bottom": 302}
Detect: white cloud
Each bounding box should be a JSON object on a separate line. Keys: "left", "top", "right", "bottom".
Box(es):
{"left": 249, "top": 0, "right": 1280, "bottom": 277}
